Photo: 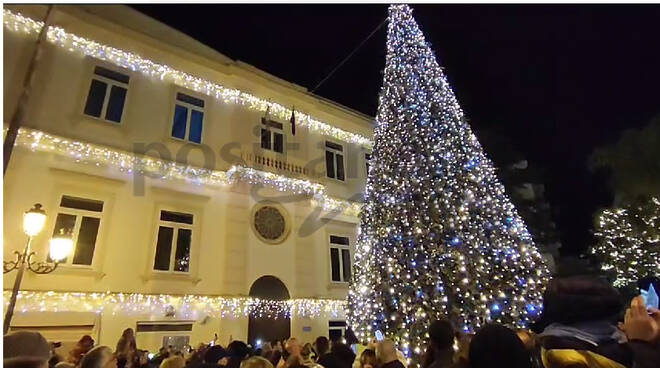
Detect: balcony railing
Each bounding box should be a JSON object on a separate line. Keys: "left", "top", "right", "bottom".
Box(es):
{"left": 241, "top": 151, "right": 321, "bottom": 180}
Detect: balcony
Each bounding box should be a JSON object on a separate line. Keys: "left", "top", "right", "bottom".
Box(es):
{"left": 241, "top": 151, "right": 322, "bottom": 180}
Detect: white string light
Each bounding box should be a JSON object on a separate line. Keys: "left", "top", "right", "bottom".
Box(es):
{"left": 592, "top": 197, "right": 660, "bottom": 288}
{"left": 3, "top": 9, "right": 373, "bottom": 149}
{"left": 13, "top": 127, "right": 362, "bottom": 217}
{"left": 347, "top": 6, "right": 549, "bottom": 363}
{"left": 3, "top": 290, "right": 346, "bottom": 319}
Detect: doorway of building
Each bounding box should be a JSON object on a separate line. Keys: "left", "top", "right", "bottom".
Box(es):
{"left": 248, "top": 275, "right": 291, "bottom": 347}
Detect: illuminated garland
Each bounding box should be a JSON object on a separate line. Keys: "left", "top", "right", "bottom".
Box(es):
{"left": 2, "top": 290, "right": 346, "bottom": 319}
{"left": 14, "top": 128, "right": 362, "bottom": 217}
{"left": 3, "top": 10, "right": 373, "bottom": 149}
{"left": 226, "top": 166, "right": 324, "bottom": 197}
{"left": 592, "top": 197, "right": 660, "bottom": 288}
{"left": 21, "top": 129, "right": 231, "bottom": 185}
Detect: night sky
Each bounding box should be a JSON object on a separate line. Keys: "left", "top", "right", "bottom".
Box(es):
{"left": 132, "top": 4, "right": 660, "bottom": 256}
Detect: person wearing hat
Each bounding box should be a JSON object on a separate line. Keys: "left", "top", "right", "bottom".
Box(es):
{"left": 422, "top": 319, "right": 456, "bottom": 368}
{"left": 4, "top": 331, "right": 51, "bottom": 368}
{"left": 68, "top": 335, "right": 96, "bottom": 366}
{"left": 534, "top": 276, "right": 660, "bottom": 368}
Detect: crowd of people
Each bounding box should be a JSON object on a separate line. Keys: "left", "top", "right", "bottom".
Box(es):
{"left": 3, "top": 277, "right": 660, "bottom": 368}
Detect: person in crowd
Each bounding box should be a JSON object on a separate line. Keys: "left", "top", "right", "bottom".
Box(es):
{"left": 116, "top": 328, "right": 138, "bottom": 368}
{"left": 4, "top": 331, "right": 52, "bottom": 368}
{"left": 152, "top": 347, "right": 170, "bottom": 367}
{"left": 313, "top": 337, "right": 336, "bottom": 368}
{"left": 68, "top": 335, "right": 96, "bottom": 366}
{"left": 514, "top": 330, "right": 542, "bottom": 368}
{"left": 49, "top": 354, "right": 63, "bottom": 368}
{"left": 184, "top": 349, "right": 202, "bottom": 368}
{"left": 137, "top": 350, "right": 153, "bottom": 368}
{"left": 534, "top": 276, "right": 659, "bottom": 368}
{"left": 422, "top": 320, "right": 455, "bottom": 368}
{"left": 515, "top": 330, "right": 535, "bottom": 350}
{"left": 48, "top": 342, "right": 64, "bottom": 368}
{"left": 199, "top": 345, "right": 227, "bottom": 368}
{"left": 259, "top": 342, "right": 272, "bottom": 358}
{"left": 240, "top": 356, "right": 273, "bottom": 368}
{"left": 305, "top": 344, "right": 317, "bottom": 363}
{"left": 343, "top": 330, "right": 358, "bottom": 355}
{"left": 299, "top": 344, "right": 322, "bottom": 368}
{"left": 80, "top": 346, "right": 118, "bottom": 368}
{"left": 451, "top": 332, "right": 471, "bottom": 368}
{"left": 278, "top": 344, "right": 288, "bottom": 367}
{"left": 286, "top": 338, "right": 302, "bottom": 359}
{"left": 116, "top": 329, "right": 137, "bottom": 355}
{"left": 358, "top": 350, "right": 376, "bottom": 368}
{"left": 161, "top": 356, "right": 186, "bottom": 368}
{"left": 328, "top": 342, "right": 355, "bottom": 368}
{"left": 264, "top": 350, "right": 282, "bottom": 368}
{"left": 277, "top": 338, "right": 301, "bottom": 368}
{"left": 375, "top": 339, "right": 404, "bottom": 368}
{"left": 468, "top": 323, "right": 531, "bottom": 368}
{"left": 277, "top": 341, "right": 287, "bottom": 364}
{"left": 284, "top": 354, "right": 305, "bottom": 368}
{"left": 226, "top": 341, "right": 250, "bottom": 368}
{"left": 616, "top": 295, "right": 660, "bottom": 368}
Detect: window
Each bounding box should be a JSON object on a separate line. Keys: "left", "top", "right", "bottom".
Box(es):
{"left": 171, "top": 92, "right": 205, "bottom": 144}
{"left": 329, "top": 235, "right": 351, "bottom": 282}
{"left": 261, "top": 118, "right": 284, "bottom": 153}
{"left": 153, "top": 210, "right": 194, "bottom": 272}
{"left": 365, "top": 153, "right": 372, "bottom": 177}
{"left": 83, "top": 66, "right": 130, "bottom": 123}
{"left": 325, "top": 141, "right": 345, "bottom": 181}
{"left": 162, "top": 336, "right": 190, "bottom": 351}
{"left": 50, "top": 195, "right": 104, "bottom": 266}
{"left": 328, "top": 321, "right": 347, "bottom": 342}
{"left": 136, "top": 322, "right": 192, "bottom": 351}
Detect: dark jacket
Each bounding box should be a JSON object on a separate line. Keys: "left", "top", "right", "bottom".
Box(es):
{"left": 532, "top": 276, "right": 623, "bottom": 333}
{"left": 317, "top": 353, "right": 340, "bottom": 368}
{"left": 424, "top": 348, "right": 454, "bottom": 368}
{"left": 533, "top": 277, "right": 660, "bottom": 368}
{"left": 627, "top": 340, "right": 660, "bottom": 368}
{"left": 380, "top": 360, "right": 405, "bottom": 368}
{"left": 537, "top": 334, "right": 660, "bottom": 368}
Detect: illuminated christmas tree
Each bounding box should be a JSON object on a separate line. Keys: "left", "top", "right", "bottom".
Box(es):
{"left": 347, "top": 4, "right": 549, "bottom": 362}
{"left": 592, "top": 197, "right": 660, "bottom": 288}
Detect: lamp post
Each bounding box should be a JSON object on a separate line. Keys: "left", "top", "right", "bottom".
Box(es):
{"left": 3, "top": 203, "right": 73, "bottom": 334}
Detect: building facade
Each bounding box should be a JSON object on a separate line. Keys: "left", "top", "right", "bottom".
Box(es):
{"left": 3, "top": 5, "right": 373, "bottom": 353}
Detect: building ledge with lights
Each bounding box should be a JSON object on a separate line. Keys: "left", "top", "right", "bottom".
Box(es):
{"left": 3, "top": 4, "right": 373, "bottom": 352}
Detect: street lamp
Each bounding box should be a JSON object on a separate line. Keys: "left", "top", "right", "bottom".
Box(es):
{"left": 3, "top": 203, "right": 73, "bottom": 334}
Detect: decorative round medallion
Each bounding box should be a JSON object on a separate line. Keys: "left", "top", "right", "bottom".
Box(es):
{"left": 252, "top": 203, "right": 290, "bottom": 244}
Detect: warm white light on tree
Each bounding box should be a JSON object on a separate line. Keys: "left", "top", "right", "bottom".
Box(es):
{"left": 347, "top": 5, "right": 549, "bottom": 364}
{"left": 592, "top": 197, "right": 660, "bottom": 288}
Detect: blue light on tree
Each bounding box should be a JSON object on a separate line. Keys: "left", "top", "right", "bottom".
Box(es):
{"left": 347, "top": 5, "right": 549, "bottom": 365}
